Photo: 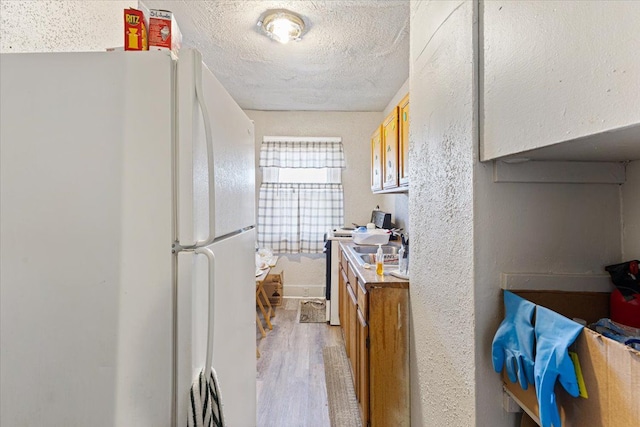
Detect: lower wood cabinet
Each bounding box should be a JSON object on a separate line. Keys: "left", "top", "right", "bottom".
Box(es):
{"left": 357, "top": 307, "right": 369, "bottom": 424}
{"left": 339, "top": 248, "right": 410, "bottom": 427}
{"left": 346, "top": 282, "right": 359, "bottom": 397}
{"left": 367, "top": 286, "right": 409, "bottom": 427}
{"left": 339, "top": 264, "right": 347, "bottom": 332}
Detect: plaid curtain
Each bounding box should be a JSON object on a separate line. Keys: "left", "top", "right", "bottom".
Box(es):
{"left": 299, "top": 184, "right": 344, "bottom": 252}
{"left": 258, "top": 137, "right": 345, "bottom": 254}
{"left": 260, "top": 140, "right": 346, "bottom": 168}
{"left": 258, "top": 183, "right": 344, "bottom": 253}
{"left": 257, "top": 184, "right": 300, "bottom": 253}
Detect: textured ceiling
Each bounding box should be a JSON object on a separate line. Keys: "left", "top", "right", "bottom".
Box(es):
{"left": 141, "top": 1, "right": 410, "bottom": 111}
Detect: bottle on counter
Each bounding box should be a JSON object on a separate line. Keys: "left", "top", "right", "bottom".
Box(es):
{"left": 398, "top": 245, "right": 407, "bottom": 275}
{"left": 376, "top": 244, "right": 384, "bottom": 276}
{"left": 398, "top": 233, "right": 409, "bottom": 276}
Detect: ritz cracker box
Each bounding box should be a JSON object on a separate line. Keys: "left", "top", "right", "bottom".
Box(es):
{"left": 124, "top": 8, "right": 148, "bottom": 51}
{"left": 148, "top": 9, "right": 182, "bottom": 54}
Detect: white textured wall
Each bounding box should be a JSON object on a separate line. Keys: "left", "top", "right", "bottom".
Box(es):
{"left": 409, "top": 1, "right": 477, "bottom": 425}
{"left": 410, "top": 1, "right": 629, "bottom": 427}
{"left": 481, "top": 1, "right": 640, "bottom": 160}
{"left": 0, "top": 0, "right": 135, "bottom": 53}
{"left": 389, "top": 193, "right": 409, "bottom": 234}
{"left": 245, "top": 110, "right": 385, "bottom": 292}
{"left": 475, "top": 175, "right": 622, "bottom": 427}
{"left": 623, "top": 161, "right": 640, "bottom": 260}
{"left": 383, "top": 78, "right": 410, "bottom": 118}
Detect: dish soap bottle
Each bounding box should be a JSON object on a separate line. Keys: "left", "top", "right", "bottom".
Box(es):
{"left": 375, "top": 244, "right": 384, "bottom": 276}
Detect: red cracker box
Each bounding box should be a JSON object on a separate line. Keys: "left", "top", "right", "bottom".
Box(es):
{"left": 148, "top": 9, "right": 182, "bottom": 54}
{"left": 124, "top": 8, "right": 148, "bottom": 51}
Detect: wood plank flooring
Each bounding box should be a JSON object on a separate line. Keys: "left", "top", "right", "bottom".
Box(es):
{"left": 257, "top": 298, "right": 344, "bottom": 427}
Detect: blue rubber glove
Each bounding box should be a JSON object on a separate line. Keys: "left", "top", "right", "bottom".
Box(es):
{"left": 491, "top": 291, "right": 535, "bottom": 390}
{"left": 534, "top": 306, "right": 584, "bottom": 427}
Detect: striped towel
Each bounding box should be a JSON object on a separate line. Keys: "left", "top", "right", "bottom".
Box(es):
{"left": 188, "top": 368, "right": 225, "bottom": 427}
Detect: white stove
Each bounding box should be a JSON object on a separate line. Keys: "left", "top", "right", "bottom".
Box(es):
{"left": 325, "top": 228, "right": 354, "bottom": 325}
{"left": 331, "top": 227, "right": 355, "bottom": 238}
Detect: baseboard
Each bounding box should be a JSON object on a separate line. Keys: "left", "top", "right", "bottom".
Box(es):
{"left": 284, "top": 284, "right": 325, "bottom": 298}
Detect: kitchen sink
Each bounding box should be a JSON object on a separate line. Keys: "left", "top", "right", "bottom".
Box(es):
{"left": 351, "top": 245, "right": 398, "bottom": 255}
{"left": 351, "top": 244, "right": 399, "bottom": 266}
{"left": 358, "top": 254, "right": 399, "bottom": 266}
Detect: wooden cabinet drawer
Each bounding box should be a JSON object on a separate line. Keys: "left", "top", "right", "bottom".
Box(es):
{"left": 344, "top": 259, "right": 354, "bottom": 303}
{"left": 340, "top": 249, "right": 348, "bottom": 268}
{"left": 347, "top": 263, "right": 357, "bottom": 291}
{"left": 346, "top": 281, "right": 357, "bottom": 305}
{"left": 356, "top": 279, "right": 368, "bottom": 319}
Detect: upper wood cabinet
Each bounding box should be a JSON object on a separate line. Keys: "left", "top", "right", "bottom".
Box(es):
{"left": 371, "top": 125, "right": 383, "bottom": 191}
{"left": 398, "top": 94, "right": 410, "bottom": 186}
{"left": 371, "top": 93, "right": 409, "bottom": 193}
{"left": 382, "top": 107, "right": 399, "bottom": 189}
{"left": 480, "top": 1, "right": 640, "bottom": 162}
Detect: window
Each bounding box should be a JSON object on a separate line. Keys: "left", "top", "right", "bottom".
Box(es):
{"left": 262, "top": 167, "right": 341, "bottom": 184}
{"left": 258, "top": 137, "right": 345, "bottom": 253}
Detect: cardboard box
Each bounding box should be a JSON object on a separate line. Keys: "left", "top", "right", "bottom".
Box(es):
{"left": 124, "top": 8, "right": 148, "bottom": 51}
{"left": 503, "top": 290, "right": 640, "bottom": 426}
{"left": 263, "top": 272, "right": 283, "bottom": 306}
{"left": 148, "top": 9, "right": 182, "bottom": 54}
{"left": 264, "top": 272, "right": 283, "bottom": 285}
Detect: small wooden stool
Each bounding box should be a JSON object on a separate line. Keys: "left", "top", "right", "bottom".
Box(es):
{"left": 256, "top": 276, "right": 273, "bottom": 331}
{"left": 255, "top": 257, "right": 280, "bottom": 359}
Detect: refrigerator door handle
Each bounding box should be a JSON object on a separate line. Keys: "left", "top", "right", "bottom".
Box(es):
{"left": 193, "top": 50, "right": 216, "bottom": 247}
{"left": 195, "top": 247, "right": 216, "bottom": 372}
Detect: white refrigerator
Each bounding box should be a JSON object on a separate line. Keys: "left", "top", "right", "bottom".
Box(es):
{"left": 0, "top": 49, "right": 257, "bottom": 426}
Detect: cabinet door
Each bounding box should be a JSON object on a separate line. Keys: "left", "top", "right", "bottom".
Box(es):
{"left": 382, "top": 107, "right": 399, "bottom": 189}
{"left": 346, "top": 283, "right": 359, "bottom": 397}
{"left": 341, "top": 267, "right": 350, "bottom": 360}
{"left": 398, "top": 94, "right": 409, "bottom": 186}
{"left": 357, "top": 307, "right": 369, "bottom": 427}
{"left": 370, "top": 125, "right": 383, "bottom": 191}
{"left": 339, "top": 262, "right": 347, "bottom": 329}
{"left": 369, "top": 288, "right": 410, "bottom": 427}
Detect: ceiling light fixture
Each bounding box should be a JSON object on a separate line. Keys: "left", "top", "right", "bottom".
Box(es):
{"left": 258, "top": 10, "right": 305, "bottom": 44}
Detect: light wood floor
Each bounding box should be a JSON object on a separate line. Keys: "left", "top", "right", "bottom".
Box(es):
{"left": 256, "top": 298, "right": 343, "bottom": 427}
